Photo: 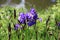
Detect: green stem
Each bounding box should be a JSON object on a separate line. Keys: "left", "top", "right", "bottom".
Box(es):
{"left": 8, "top": 23, "right": 11, "bottom": 40}
{"left": 45, "top": 16, "right": 50, "bottom": 40}
{"left": 34, "top": 20, "right": 38, "bottom": 40}
{"left": 22, "top": 23, "right": 26, "bottom": 40}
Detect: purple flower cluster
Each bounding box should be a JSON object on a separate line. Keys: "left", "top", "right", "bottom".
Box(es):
{"left": 14, "top": 8, "right": 39, "bottom": 30}
{"left": 26, "top": 8, "right": 38, "bottom": 26}
{"left": 18, "top": 8, "right": 38, "bottom": 26}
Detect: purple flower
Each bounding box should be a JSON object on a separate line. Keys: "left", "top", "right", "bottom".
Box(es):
{"left": 18, "top": 12, "right": 26, "bottom": 24}
{"left": 19, "top": 12, "right": 25, "bottom": 19}
{"left": 25, "top": 8, "right": 38, "bottom": 26}
{"left": 14, "top": 24, "right": 23, "bottom": 30}
{"left": 27, "top": 20, "right": 36, "bottom": 26}
{"left": 14, "top": 24, "right": 20, "bottom": 30}
{"left": 33, "top": 13, "right": 38, "bottom": 20}
{"left": 17, "top": 8, "right": 38, "bottom": 26}
{"left": 58, "top": 22, "right": 60, "bottom": 26}
{"left": 26, "top": 12, "right": 34, "bottom": 21}
{"left": 30, "top": 8, "right": 38, "bottom": 20}
{"left": 26, "top": 8, "right": 38, "bottom": 20}
{"left": 26, "top": 12, "right": 36, "bottom": 26}
{"left": 30, "top": 8, "right": 36, "bottom": 14}
{"left": 39, "top": 18, "right": 42, "bottom": 22}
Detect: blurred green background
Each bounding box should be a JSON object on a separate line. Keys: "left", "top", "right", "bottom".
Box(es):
{"left": 0, "top": 0, "right": 60, "bottom": 40}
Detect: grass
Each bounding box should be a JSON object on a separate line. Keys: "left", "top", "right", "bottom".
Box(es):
{"left": 0, "top": 0, "right": 60, "bottom": 40}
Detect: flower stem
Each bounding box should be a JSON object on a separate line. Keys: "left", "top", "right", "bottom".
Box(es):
{"left": 16, "top": 30, "right": 20, "bottom": 40}
{"left": 36, "top": 30, "right": 38, "bottom": 40}
{"left": 14, "top": 24, "right": 20, "bottom": 40}
{"left": 22, "top": 23, "right": 26, "bottom": 40}
{"left": 45, "top": 16, "right": 50, "bottom": 40}
{"left": 8, "top": 23, "right": 11, "bottom": 40}
{"left": 34, "top": 20, "right": 38, "bottom": 40}
{"left": 55, "top": 18, "right": 58, "bottom": 40}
